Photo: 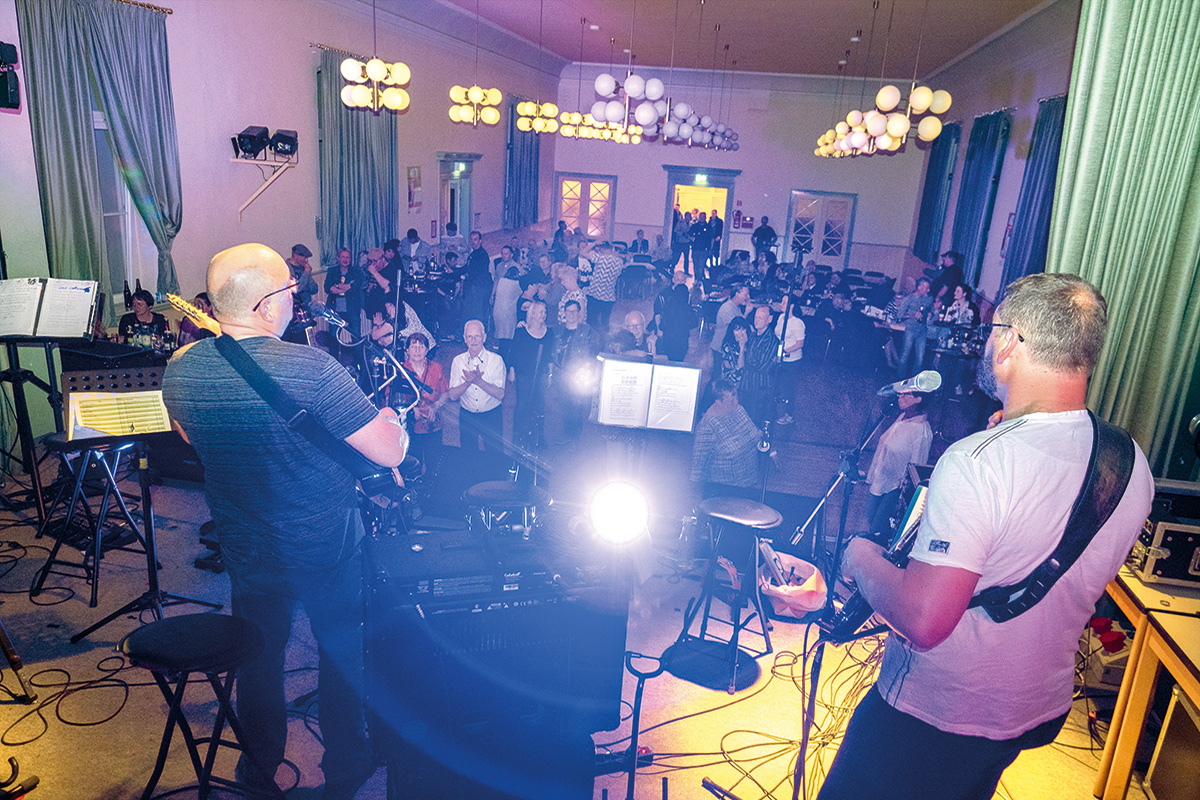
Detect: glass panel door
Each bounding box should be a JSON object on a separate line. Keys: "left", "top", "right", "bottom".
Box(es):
{"left": 558, "top": 175, "right": 615, "bottom": 240}
{"left": 785, "top": 190, "right": 856, "bottom": 269}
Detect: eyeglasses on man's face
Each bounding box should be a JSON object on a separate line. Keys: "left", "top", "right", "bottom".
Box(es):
{"left": 252, "top": 280, "right": 299, "bottom": 312}
{"left": 980, "top": 322, "right": 1025, "bottom": 343}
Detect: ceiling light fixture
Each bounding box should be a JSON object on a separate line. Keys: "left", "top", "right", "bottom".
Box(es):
{"left": 449, "top": 0, "right": 502, "bottom": 126}
{"left": 339, "top": 0, "right": 411, "bottom": 113}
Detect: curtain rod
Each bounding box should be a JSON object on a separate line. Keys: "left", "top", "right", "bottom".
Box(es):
{"left": 311, "top": 42, "right": 370, "bottom": 62}
{"left": 110, "top": 0, "right": 172, "bottom": 15}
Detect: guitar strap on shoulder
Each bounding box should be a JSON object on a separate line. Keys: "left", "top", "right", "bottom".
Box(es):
{"left": 213, "top": 335, "right": 383, "bottom": 484}
{"left": 967, "top": 411, "right": 1136, "bottom": 623}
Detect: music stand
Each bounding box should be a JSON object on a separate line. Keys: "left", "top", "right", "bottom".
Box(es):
{"left": 52, "top": 378, "right": 221, "bottom": 642}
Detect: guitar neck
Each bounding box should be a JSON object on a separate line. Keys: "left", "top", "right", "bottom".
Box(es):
{"left": 167, "top": 294, "right": 222, "bottom": 336}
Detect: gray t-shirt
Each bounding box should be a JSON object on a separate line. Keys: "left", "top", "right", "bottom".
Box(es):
{"left": 163, "top": 337, "right": 378, "bottom": 570}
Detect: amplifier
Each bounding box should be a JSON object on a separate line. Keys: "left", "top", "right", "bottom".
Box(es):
{"left": 1129, "top": 479, "right": 1200, "bottom": 587}
{"left": 364, "top": 528, "right": 629, "bottom": 799}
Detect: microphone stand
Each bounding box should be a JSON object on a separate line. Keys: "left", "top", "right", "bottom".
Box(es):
{"left": 790, "top": 399, "right": 895, "bottom": 588}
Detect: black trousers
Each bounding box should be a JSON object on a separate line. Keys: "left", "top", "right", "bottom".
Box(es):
{"left": 817, "top": 686, "right": 1067, "bottom": 800}
{"left": 458, "top": 406, "right": 504, "bottom": 455}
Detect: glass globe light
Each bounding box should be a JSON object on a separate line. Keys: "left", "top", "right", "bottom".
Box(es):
{"left": 340, "top": 85, "right": 357, "bottom": 107}
{"left": 908, "top": 86, "right": 933, "bottom": 115}
{"left": 917, "top": 116, "right": 943, "bottom": 141}
{"left": 644, "top": 78, "right": 664, "bottom": 101}
{"left": 634, "top": 101, "right": 658, "bottom": 126}
{"left": 570, "top": 112, "right": 582, "bottom": 125}
{"left": 876, "top": 84, "right": 901, "bottom": 112}
{"left": 835, "top": 121, "right": 850, "bottom": 136}
{"left": 886, "top": 112, "right": 910, "bottom": 138}
{"left": 849, "top": 130, "right": 869, "bottom": 149}
{"left": 366, "top": 58, "right": 388, "bottom": 82}
{"left": 381, "top": 87, "right": 406, "bottom": 110}
{"left": 594, "top": 72, "right": 616, "bottom": 97}
{"left": 654, "top": 100, "right": 668, "bottom": 118}
{"left": 516, "top": 115, "right": 532, "bottom": 131}
{"left": 480, "top": 106, "right": 501, "bottom": 125}
{"left": 663, "top": 120, "right": 679, "bottom": 138}
{"left": 591, "top": 100, "right": 608, "bottom": 122}
{"left": 532, "top": 117, "right": 545, "bottom": 131}
{"left": 678, "top": 122, "right": 694, "bottom": 139}
{"left": 624, "top": 74, "right": 646, "bottom": 99}
{"left": 450, "top": 85, "right": 468, "bottom": 104}
{"left": 546, "top": 119, "right": 559, "bottom": 133}
{"left": 340, "top": 58, "right": 364, "bottom": 83}
{"left": 541, "top": 102, "right": 558, "bottom": 118}
{"left": 390, "top": 62, "right": 411, "bottom": 85}
{"left": 467, "top": 85, "right": 485, "bottom": 104}
{"left": 486, "top": 88, "right": 502, "bottom": 106}
{"left": 673, "top": 102, "right": 691, "bottom": 120}
{"left": 847, "top": 109, "right": 864, "bottom": 126}
{"left": 605, "top": 100, "right": 625, "bottom": 123}
{"left": 351, "top": 84, "right": 372, "bottom": 107}
{"left": 866, "top": 114, "right": 889, "bottom": 137}
{"left": 448, "top": 105, "right": 462, "bottom": 122}
{"left": 459, "top": 104, "right": 476, "bottom": 124}
{"left": 930, "top": 90, "right": 952, "bottom": 115}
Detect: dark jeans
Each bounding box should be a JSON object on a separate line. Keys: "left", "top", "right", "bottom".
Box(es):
{"left": 864, "top": 488, "right": 901, "bottom": 536}
{"left": 818, "top": 686, "right": 1067, "bottom": 800}
{"left": 459, "top": 405, "right": 504, "bottom": 455}
{"left": 671, "top": 244, "right": 691, "bottom": 274}
{"left": 229, "top": 549, "right": 371, "bottom": 800}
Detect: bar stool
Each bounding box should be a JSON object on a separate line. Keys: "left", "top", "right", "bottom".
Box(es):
{"left": 120, "top": 613, "right": 284, "bottom": 800}
{"left": 463, "top": 480, "right": 551, "bottom": 537}
{"left": 31, "top": 432, "right": 145, "bottom": 607}
{"left": 668, "top": 497, "right": 782, "bottom": 693}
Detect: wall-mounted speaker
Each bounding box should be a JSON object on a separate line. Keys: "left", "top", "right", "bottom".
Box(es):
{"left": 0, "top": 71, "right": 19, "bottom": 111}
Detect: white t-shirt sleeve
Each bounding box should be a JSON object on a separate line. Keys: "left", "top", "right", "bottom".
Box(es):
{"left": 909, "top": 448, "right": 994, "bottom": 573}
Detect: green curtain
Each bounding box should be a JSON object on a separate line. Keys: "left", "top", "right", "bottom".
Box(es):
{"left": 316, "top": 49, "right": 399, "bottom": 262}
{"left": 1001, "top": 96, "right": 1068, "bottom": 288}
{"left": 1046, "top": 0, "right": 1200, "bottom": 473}
{"left": 82, "top": 0, "right": 182, "bottom": 295}
{"left": 950, "top": 109, "right": 1012, "bottom": 286}
{"left": 912, "top": 122, "right": 961, "bottom": 264}
{"left": 503, "top": 100, "right": 540, "bottom": 230}
{"left": 15, "top": 0, "right": 107, "bottom": 295}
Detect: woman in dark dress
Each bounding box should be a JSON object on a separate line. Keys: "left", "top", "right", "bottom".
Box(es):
{"left": 119, "top": 288, "right": 170, "bottom": 347}
{"left": 507, "top": 300, "right": 555, "bottom": 450}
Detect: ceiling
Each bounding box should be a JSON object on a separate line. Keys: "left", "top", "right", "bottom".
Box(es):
{"left": 434, "top": 0, "right": 1055, "bottom": 79}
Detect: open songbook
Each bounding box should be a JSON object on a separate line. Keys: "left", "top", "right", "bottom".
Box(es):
{"left": 596, "top": 353, "right": 702, "bottom": 433}
{"left": 0, "top": 277, "right": 100, "bottom": 339}
{"left": 67, "top": 391, "right": 173, "bottom": 441}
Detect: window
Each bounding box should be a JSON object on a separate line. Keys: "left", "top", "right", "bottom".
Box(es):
{"left": 93, "top": 110, "right": 156, "bottom": 313}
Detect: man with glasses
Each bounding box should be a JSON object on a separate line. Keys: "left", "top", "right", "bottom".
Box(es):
{"left": 820, "top": 273, "right": 1153, "bottom": 800}
{"left": 163, "top": 243, "right": 408, "bottom": 800}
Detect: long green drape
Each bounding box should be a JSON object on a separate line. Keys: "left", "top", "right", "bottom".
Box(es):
{"left": 912, "top": 122, "right": 961, "bottom": 264}
{"left": 15, "top": 0, "right": 107, "bottom": 294}
{"left": 316, "top": 49, "right": 400, "bottom": 262}
{"left": 16, "top": 0, "right": 182, "bottom": 311}
{"left": 503, "top": 100, "right": 540, "bottom": 230}
{"left": 82, "top": 0, "right": 183, "bottom": 296}
{"left": 950, "top": 109, "right": 1012, "bottom": 286}
{"left": 1046, "top": 0, "right": 1200, "bottom": 473}
{"left": 1001, "top": 96, "right": 1068, "bottom": 288}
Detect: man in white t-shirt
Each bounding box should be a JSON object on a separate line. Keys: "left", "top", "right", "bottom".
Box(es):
{"left": 820, "top": 273, "right": 1154, "bottom": 800}
{"left": 448, "top": 319, "right": 506, "bottom": 456}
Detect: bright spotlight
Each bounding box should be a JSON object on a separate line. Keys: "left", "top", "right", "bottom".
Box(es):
{"left": 589, "top": 482, "right": 649, "bottom": 545}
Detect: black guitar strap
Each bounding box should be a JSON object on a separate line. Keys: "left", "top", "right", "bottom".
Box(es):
{"left": 213, "top": 335, "right": 385, "bottom": 486}
{"left": 968, "top": 411, "right": 1136, "bottom": 623}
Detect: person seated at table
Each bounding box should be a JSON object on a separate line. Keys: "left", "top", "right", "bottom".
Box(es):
{"left": 369, "top": 307, "right": 395, "bottom": 349}
{"left": 119, "top": 288, "right": 170, "bottom": 346}
{"left": 178, "top": 292, "right": 216, "bottom": 345}
{"left": 402, "top": 332, "right": 447, "bottom": 472}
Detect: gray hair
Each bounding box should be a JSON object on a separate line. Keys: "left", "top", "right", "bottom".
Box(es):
{"left": 209, "top": 263, "right": 277, "bottom": 321}
{"left": 996, "top": 273, "right": 1108, "bottom": 373}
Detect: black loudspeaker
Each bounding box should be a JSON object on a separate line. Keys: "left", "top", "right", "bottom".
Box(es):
{"left": 0, "top": 71, "right": 19, "bottom": 111}
{"left": 365, "top": 529, "right": 629, "bottom": 800}
{"left": 0, "top": 41, "right": 17, "bottom": 65}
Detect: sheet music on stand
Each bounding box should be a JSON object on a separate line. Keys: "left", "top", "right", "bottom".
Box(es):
{"left": 67, "top": 391, "right": 173, "bottom": 441}
{"left": 0, "top": 277, "right": 99, "bottom": 339}
{"left": 595, "top": 353, "right": 702, "bottom": 433}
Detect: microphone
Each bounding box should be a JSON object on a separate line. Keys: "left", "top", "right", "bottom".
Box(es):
{"left": 878, "top": 370, "right": 942, "bottom": 397}
{"left": 309, "top": 302, "right": 349, "bottom": 329}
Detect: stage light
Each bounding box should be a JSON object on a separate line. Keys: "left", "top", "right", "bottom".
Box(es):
{"left": 235, "top": 125, "right": 269, "bottom": 158}
{"left": 269, "top": 129, "right": 298, "bottom": 157}
{"left": 589, "top": 482, "right": 649, "bottom": 545}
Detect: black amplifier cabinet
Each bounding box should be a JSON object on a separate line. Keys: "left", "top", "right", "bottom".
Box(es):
{"left": 59, "top": 341, "right": 167, "bottom": 371}
{"left": 364, "top": 528, "right": 629, "bottom": 800}
{"left": 1130, "top": 478, "right": 1200, "bottom": 587}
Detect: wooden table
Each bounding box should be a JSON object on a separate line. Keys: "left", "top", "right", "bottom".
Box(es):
{"left": 1095, "top": 569, "right": 1200, "bottom": 798}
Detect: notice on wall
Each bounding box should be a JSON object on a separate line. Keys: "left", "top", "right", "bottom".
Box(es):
{"left": 407, "top": 166, "right": 422, "bottom": 211}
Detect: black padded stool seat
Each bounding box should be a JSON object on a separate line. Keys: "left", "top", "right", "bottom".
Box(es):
{"left": 122, "top": 613, "right": 263, "bottom": 674}
{"left": 698, "top": 497, "right": 783, "bottom": 530}
{"left": 463, "top": 481, "right": 551, "bottom": 537}
{"left": 463, "top": 480, "right": 551, "bottom": 509}
{"left": 121, "top": 613, "right": 282, "bottom": 800}
{"left": 43, "top": 430, "right": 137, "bottom": 454}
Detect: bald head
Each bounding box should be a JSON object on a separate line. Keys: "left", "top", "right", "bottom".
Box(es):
{"left": 624, "top": 310, "right": 647, "bottom": 338}
{"left": 208, "top": 244, "right": 289, "bottom": 319}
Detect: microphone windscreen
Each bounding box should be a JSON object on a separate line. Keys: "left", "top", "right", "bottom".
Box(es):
{"left": 917, "top": 370, "right": 943, "bottom": 391}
